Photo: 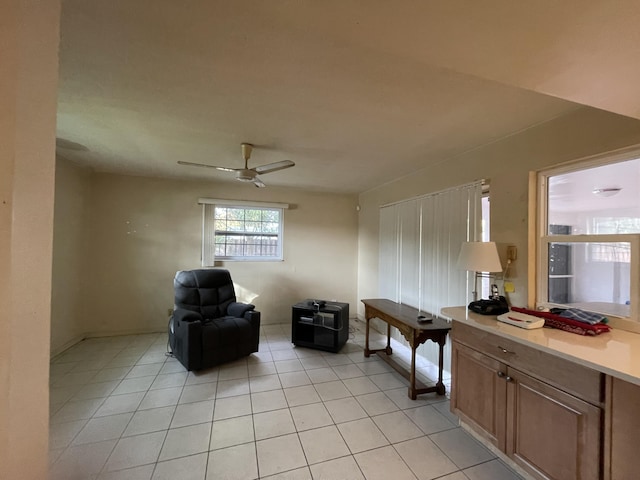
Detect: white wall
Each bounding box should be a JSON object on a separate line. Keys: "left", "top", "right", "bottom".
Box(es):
{"left": 0, "top": 1, "right": 60, "bottom": 478}
{"left": 51, "top": 169, "right": 359, "bottom": 342}
{"left": 357, "top": 107, "right": 640, "bottom": 319}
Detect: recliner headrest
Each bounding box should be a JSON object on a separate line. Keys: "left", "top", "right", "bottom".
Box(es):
{"left": 174, "top": 269, "right": 232, "bottom": 289}
{"left": 173, "top": 269, "right": 237, "bottom": 318}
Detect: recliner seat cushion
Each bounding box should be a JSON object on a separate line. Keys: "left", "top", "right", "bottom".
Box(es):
{"left": 201, "top": 317, "right": 254, "bottom": 367}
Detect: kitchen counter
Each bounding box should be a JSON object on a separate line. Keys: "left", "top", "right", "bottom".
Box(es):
{"left": 442, "top": 306, "right": 640, "bottom": 387}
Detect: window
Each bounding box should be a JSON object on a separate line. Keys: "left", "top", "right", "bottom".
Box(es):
{"left": 535, "top": 150, "right": 640, "bottom": 327}
{"left": 199, "top": 198, "right": 288, "bottom": 265}
{"left": 214, "top": 206, "right": 281, "bottom": 258}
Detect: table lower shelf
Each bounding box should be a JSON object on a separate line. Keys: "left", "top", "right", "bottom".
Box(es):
{"left": 369, "top": 348, "right": 446, "bottom": 398}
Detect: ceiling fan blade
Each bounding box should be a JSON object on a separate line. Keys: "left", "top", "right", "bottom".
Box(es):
{"left": 253, "top": 177, "right": 266, "bottom": 188}
{"left": 253, "top": 160, "right": 295, "bottom": 174}
{"left": 177, "top": 161, "right": 238, "bottom": 172}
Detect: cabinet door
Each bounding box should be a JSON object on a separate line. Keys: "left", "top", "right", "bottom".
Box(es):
{"left": 506, "top": 369, "right": 601, "bottom": 480}
{"left": 607, "top": 377, "right": 640, "bottom": 480}
{"left": 451, "top": 341, "right": 507, "bottom": 450}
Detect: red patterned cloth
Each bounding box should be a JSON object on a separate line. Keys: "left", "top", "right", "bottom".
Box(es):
{"left": 510, "top": 307, "right": 611, "bottom": 336}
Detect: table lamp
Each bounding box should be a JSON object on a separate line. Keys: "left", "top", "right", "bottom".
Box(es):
{"left": 457, "top": 241, "right": 503, "bottom": 301}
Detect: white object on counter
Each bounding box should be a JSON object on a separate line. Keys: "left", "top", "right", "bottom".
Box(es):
{"left": 497, "top": 311, "right": 545, "bottom": 329}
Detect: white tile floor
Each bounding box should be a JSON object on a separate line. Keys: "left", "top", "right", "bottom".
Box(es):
{"left": 49, "top": 320, "right": 523, "bottom": 480}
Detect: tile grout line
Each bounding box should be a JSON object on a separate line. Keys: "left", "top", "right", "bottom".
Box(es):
{"left": 49, "top": 326, "right": 520, "bottom": 480}
{"left": 97, "top": 335, "right": 171, "bottom": 477}
{"left": 50, "top": 334, "right": 161, "bottom": 477}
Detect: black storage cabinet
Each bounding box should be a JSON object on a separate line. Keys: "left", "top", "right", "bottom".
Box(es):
{"left": 291, "top": 300, "right": 349, "bottom": 353}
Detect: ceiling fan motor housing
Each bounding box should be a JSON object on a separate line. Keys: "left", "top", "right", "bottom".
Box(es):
{"left": 236, "top": 169, "right": 256, "bottom": 182}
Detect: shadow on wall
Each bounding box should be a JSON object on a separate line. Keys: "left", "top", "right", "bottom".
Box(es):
{"left": 249, "top": 273, "right": 306, "bottom": 324}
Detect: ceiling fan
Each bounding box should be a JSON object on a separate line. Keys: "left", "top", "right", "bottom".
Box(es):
{"left": 178, "top": 143, "right": 295, "bottom": 188}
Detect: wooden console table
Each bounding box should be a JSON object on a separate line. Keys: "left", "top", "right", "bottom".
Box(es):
{"left": 361, "top": 298, "right": 451, "bottom": 399}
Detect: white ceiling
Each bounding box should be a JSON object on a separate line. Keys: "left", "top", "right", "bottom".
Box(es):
{"left": 549, "top": 156, "right": 640, "bottom": 214}
{"left": 56, "top": 1, "right": 640, "bottom": 194}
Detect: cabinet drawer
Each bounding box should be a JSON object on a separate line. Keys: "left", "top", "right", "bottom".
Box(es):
{"left": 452, "top": 321, "right": 603, "bottom": 406}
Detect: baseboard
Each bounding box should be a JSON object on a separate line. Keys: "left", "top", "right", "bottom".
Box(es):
{"left": 50, "top": 335, "right": 86, "bottom": 360}
{"left": 50, "top": 328, "right": 167, "bottom": 360}
{"left": 83, "top": 328, "right": 166, "bottom": 339}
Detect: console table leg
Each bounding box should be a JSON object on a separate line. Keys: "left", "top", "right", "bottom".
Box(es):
{"left": 364, "top": 317, "right": 371, "bottom": 357}
{"left": 385, "top": 323, "right": 392, "bottom": 355}
{"left": 436, "top": 337, "right": 446, "bottom": 395}
{"left": 409, "top": 346, "right": 417, "bottom": 400}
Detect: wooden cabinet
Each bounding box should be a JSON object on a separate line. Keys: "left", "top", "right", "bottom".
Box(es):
{"left": 506, "top": 369, "right": 601, "bottom": 480}
{"left": 451, "top": 341, "right": 507, "bottom": 450}
{"left": 451, "top": 322, "right": 603, "bottom": 480}
{"left": 605, "top": 377, "right": 640, "bottom": 479}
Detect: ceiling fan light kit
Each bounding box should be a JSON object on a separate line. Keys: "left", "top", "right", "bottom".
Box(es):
{"left": 592, "top": 187, "right": 622, "bottom": 197}
{"left": 177, "top": 142, "right": 294, "bottom": 188}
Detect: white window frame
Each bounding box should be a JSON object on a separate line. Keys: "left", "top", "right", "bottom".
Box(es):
{"left": 199, "top": 198, "right": 289, "bottom": 265}
{"left": 535, "top": 148, "right": 640, "bottom": 331}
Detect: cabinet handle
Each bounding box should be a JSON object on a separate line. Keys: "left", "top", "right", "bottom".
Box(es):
{"left": 505, "top": 376, "right": 513, "bottom": 382}
{"left": 496, "top": 371, "right": 505, "bottom": 378}
{"left": 497, "top": 345, "right": 515, "bottom": 354}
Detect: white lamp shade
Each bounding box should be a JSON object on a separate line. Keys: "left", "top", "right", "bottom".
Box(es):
{"left": 457, "top": 241, "right": 502, "bottom": 272}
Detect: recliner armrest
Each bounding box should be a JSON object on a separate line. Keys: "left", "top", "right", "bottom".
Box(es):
{"left": 173, "top": 308, "right": 203, "bottom": 323}
{"left": 172, "top": 311, "right": 203, "bottom": 370}
{"left": 244, "top": 309, "right": 260, "bottom": 353}
{"left": 227, "top": 302, "right": 255, "bottom": 318}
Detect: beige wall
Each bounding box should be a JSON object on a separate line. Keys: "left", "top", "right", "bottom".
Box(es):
{"left": 357, "top": 107, "right": 640, "bottom": 318}
{"left": 51, "top": 159, "right": 91, "bottom": 355}
{"left": 0, "top": 1, "right": 60, "bottom": 478}
{"left": 54, "top": 106, "right": 640, "bottom": 348}
{"left": 51, "top": 169, "right": 358, "bottom": 342}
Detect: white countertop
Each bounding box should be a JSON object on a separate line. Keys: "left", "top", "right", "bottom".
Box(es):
{"left": 441, "top": 306, "right": 640, "bottom": 387}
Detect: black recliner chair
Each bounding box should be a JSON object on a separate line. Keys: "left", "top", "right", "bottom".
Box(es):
{"left": 169, "top": 269, "right": 260, "bottom": 371}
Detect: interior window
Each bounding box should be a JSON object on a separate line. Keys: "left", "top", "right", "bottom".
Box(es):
{"left": 537, "top": 153, "right": 640, "bottom": 326}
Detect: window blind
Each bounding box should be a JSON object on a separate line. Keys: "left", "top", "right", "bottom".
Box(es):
{"left": 378, "top": 181, "right": 483, "bottom": 372}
